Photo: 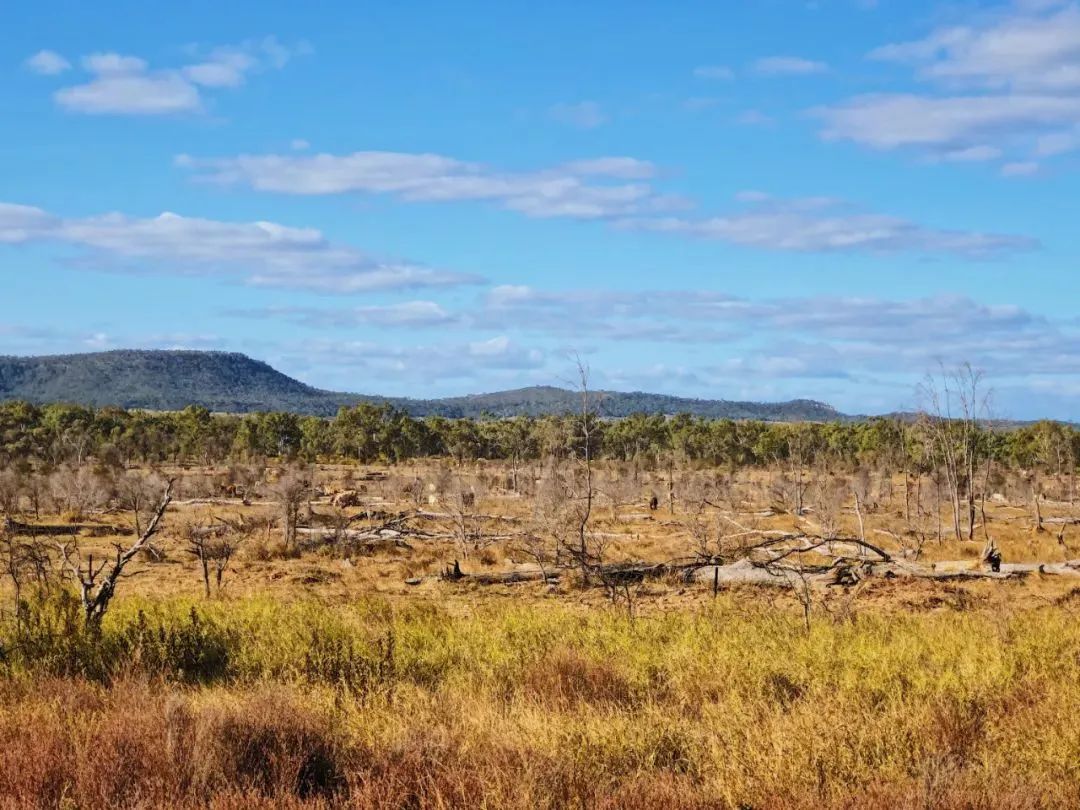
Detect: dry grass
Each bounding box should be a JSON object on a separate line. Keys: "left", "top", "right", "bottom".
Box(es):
{"left": 3, "top": 460, "right": 1080, "bottom": 807}
{"left": 1, "top": 594, "right": 1079, "bottom": 808}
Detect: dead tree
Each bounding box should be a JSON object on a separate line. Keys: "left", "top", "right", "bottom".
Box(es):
{"left": 565, "top": 358, "right": 597, "bottom": 580}
{"left": 186, "top": 514, "right": 248, "bottom": 597}
{"left": 918, "top": 364, "right": 990, "bottom": 542}
{"left": 115, "top": 469, "right": 165, "bottom": 537}
{"left": 58, "top": 481, "right": 172, "bottom": 628}
{"left": 270, "top": 467, "right": 310, "bottom": 552}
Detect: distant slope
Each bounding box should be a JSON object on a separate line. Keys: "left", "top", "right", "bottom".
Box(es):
{"left": 0, "top": 351, "right": 355, "bottom": 415}
{"left": 0, "top": 350, "right": 845, "bottom": 421}
{"left": 438, "top": 385, "right": 841, "bottom": 421}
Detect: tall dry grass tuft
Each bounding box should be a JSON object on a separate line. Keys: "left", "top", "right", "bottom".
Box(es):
{"left": 521, "top": 645, "right": 639, "bottom": 709}
{"left": 0, "top": 679, "right": 348, "bottom": 809}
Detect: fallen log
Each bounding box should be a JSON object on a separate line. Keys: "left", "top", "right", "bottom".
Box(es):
{"left": 295, "top": 527, "right": 413, "bottom": 551}
{"left": 415, "top": 510, "right": 522, "bottom": 523}
{"left": 686, "top": 557, "right": 1062, "bottom": 587}
{"left": 441, "top": 562, "right": 558, "bottom": 585}
{"left": 3, "top": 518, "right": 132, "bottom": 538}
{"left": 174, "top": 498, "right": 253, "bottom": 507}
{"left": 688, "top": 559, "right": 805, "bottom": 587}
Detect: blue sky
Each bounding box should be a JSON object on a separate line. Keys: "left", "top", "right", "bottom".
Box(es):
{"left": 2, "top": 0, "right": 1079, "bottom": 418}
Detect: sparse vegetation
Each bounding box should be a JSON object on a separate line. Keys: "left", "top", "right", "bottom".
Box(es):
{"left": 2, "top": 370, "right": 1080, "bottom": 807}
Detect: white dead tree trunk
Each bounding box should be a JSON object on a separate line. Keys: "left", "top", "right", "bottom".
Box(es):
{"left": 59, "top": 481, "right": 173, "bottom": 628}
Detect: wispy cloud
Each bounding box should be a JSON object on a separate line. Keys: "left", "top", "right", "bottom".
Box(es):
{"left": 474, "top": 286, "right": 1080, "bottom": 384}
{"left": 286, "top": 335, "right": 547, "bottom": 384}
{"left": 177, "top": 150, "right": 680, "bottom": 220}
{"left": 177, "top": 152, "right": 1034, "bottom": 256}
{"left": 229, "top": 301, "right": 460, "bottom": 328}
{"left": 820, "top": 2, "right": 1080, "bottom": 169}
{"left": 23, "top": 50, "right": 71, "bottom": 75}
{"left": 617, "top": 193, "right": 1035, "bottom": 258}
{"left": 33, "top": 37, "right": 305, "bottom": 116}
{"left": 0, "top": 201, "right": 480, "bottom": 293}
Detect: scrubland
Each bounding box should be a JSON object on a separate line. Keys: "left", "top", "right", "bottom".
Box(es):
{"left": 3, "top": 409, "right": 1080, "bottom": 807}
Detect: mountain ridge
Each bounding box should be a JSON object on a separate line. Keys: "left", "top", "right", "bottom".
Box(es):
{"left": 0, "top": 350, "right": 846, "bottom": 421}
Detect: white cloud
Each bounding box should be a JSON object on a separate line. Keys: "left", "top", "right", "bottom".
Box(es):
{"left": 24, "top": 50, "right": 71, "bottom": 75}
{"left": 753, "top": 56, "right": 828, "bottom": 75}
{"left": 47, "top": 38, "right": 303, "bottom": 116}
{"left": 291, "top": 336, "right": 546, "bottom": 382}
{"left": 1036, "top": 126, "right": 1080, "bottom": 154}
{"left": 183, "top": 54, "right": 256, "bottom": 88}
{"left": 824, "top": 3, "right": 1080, "bottom": 168}
{"left": 473, "top": 285, "right": 1080, "bottom": 387}
{"left": 618, "top": 194, "right": 1035, "bottom": 257}
{"left": 871, "top": 4, "right": 1080, "bottom": 92}
{"left": 178, "top": 150, "right": 677, "bottom": 220}
{"left": 82, "top": 53, "right": 147, "bottom": 74}
{"left": 817, "top": 93, "right": 1080, "bottom": 151}
{"left": 232, "top": 300, "right": 459, "bottom": 328}
{"left": 58, "top": 68, "right": 202, "bottom": 115}
{"left": 548, "top": 101, "right": 607, "bottom": 128}
{"left": 0, "top": 201, "right": 481, "bottom": 293}
{"left": 179, "top": 152, "right": 1035, "bottom": 255}
{"left": 558, "top": 157, "right": 656, "bottom": 179}
{"left": 0, "top": 203, "right": 57, "bottom": 243}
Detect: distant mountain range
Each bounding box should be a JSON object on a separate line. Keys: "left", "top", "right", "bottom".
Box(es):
{"left": 0, "top": 350, "right": 846, "bottom": 421}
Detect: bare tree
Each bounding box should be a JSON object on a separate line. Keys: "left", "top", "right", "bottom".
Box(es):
{"left": 269, "top": 466, "right": 310, "bottom": 553}
{"left": 49, "top": 465, "right": 109, "bottom": 519}
{"left": 0, "top": 470, "right": 22, "bottom": 518}
{"left": 115, "top": 469, "right": 166, "bottom": 539}
{"left": 1, "top": 524, "right": 26, "bottom": 619}
{"left": 918, "top": 363, "right": 991, "bottom": 542}
{"left": 446, "top": 475, "right": 483, "bottom": 560}
{"left": 812, "top": 473, "right": 848, "bottom": 541}
{"left": 565, "top": 357, "right": 597, "bottom": 580}
{"left": 58, "top": 480, "right": 173, "bottom": 628}
{"left": 185, "top": 514, "right": 249, "bottom": 597}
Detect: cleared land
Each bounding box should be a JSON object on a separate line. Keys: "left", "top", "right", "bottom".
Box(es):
{"left": 2, "top": 457, "right": 1080, "bottom": 808}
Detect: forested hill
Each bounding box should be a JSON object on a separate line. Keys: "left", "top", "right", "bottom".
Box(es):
{"left": 440, "top": 386, "right": 843, "bottom": 421}
{"left": 0, "top": 350, "right": 845, "bottom": 421}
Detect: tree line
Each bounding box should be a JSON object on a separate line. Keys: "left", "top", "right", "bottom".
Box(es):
{"left": 1, "top": 398, "right": 1077, "bottom": 475}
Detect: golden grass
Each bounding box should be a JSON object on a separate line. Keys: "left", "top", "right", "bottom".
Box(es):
{"left": 3, "top": 461, "right": 1080, "bottom": 806}
{"left": 2, "top": 594, "right": 1079, "bottom": 808}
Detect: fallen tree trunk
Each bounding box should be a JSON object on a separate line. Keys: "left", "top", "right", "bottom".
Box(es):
{"left": 415, "top": 510, "right": 522, "bottom": 523}
{"left": 3, "top": 518, "right": 132, "bottom": 538}
{"left": 687, "top": 557, "right": 1080, "bottom": 587}
{"left": 441, "top": 563, "right": 558, "bottom": 585}
{"left": 295, "top": 527, "right": 413, "bottom": 551}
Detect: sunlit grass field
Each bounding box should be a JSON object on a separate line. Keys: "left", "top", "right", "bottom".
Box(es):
{"left": 3, "top": 591, "right": 1079, "bottom": 808}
